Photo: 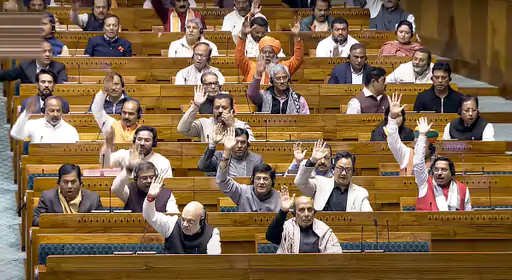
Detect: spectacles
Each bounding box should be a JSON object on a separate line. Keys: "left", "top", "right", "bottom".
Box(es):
{"left": 273, "top": 76, "right": 288, "bottom": 83}
{"left": 193, "top": 53, "right": 208, "bottom": 59}
{"left": 334, "top": 166, "right": 353, "bottom": 174}
{"left": 203, "top": 82, "right": 219, "bottom": 87}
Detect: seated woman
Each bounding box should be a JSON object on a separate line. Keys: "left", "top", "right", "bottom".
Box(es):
{"left": 370, "top": 106, "right": 414, "bottom": 142}
{"left": 379, "top": 20, "right": 422, "bottom": 57}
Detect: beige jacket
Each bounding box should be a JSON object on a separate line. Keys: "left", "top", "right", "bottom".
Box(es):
{"left": 277, "top": 218, "right": 342, "bottom": 254}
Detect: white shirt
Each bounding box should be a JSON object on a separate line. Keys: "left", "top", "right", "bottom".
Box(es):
{"left": 315, "top": 35, "right": 359, "bottom": 58}
{"left": 221, "top": 10, "right": 248, "bottom": 34}
{"left": 175, "top": 65, "right": 226, "bottom": 85}
{"left": 36, "top": 62, "right": 49, "bottom": 74}
{"left": 106, "top": 149, "right": 173, "bottom": 177}
{"left": 10, "top": 111, "right": 80, "bottom": 143}
{"left": 143, "top": 0, "right": 196, "bottom": 8}
{"left": 346, "top": 87, "right": 383, "bottom": 114}
{"left": 351, "top": 66, "right": 364, "bottom": 85}
{"left": 386, "top": 61, "right": 433, "bottom": 84}
{"left": 231, "top": 22, "right": 285, "bottom": 58}
{"left": 386, "top": 118, "right": 411, "bottom": 169}
{"left": 91, "top": 90, "right": 117, "bottom": 136}
{"left": 112, "top": 169, "right": 179, "bottom": 213}
{"left": 168, "top": 36, "right": 220, "bottom": 58}
{"left": 442, "top": 122, "right": 495, "bottom": 141}
{"left": 142, "top": 199, "right": 221, "bottom": 254}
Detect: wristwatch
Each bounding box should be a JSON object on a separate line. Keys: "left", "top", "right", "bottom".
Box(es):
{"left": 221, "top": 156, "right": 230, "bottom": 161}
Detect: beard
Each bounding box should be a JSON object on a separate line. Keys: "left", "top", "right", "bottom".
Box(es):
{"left": 413, "top": 65, "right": 428, "bottom": 76}
{"left": 333, "top": 36, "right": 347, "bottom": 45}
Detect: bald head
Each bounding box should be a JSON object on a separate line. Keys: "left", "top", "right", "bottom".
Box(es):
{"left": 44, "top": 97, "right": 63, "bottom": 127}
{"left": 181, "top": 201, "right": 205, "bottom": 235}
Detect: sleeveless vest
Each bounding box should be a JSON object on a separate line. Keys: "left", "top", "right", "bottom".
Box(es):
{"left": 124, "top": 182, "right": 171, "bottom": 213}
{"left": 164, "top": 221, "right": 214, "bottom": 254}
{"left": 46, "top": 37, "right": 64, "bottom": 56}
{"left": 370, "top": 6, "right": 411, "bottom": 31}
{"left": 355, "top": 92, "right": 389, "bottom": 113}
{"left": 449, "top": 116, "right": 489, "bottom": 141}
{"left": 84, "top": 13, "right": 105, "bottom": 31}
{"left": 260, "top": 87, "right": 302, "bottom": 114}
{"left": 416, "top": 177, "right": 467, "bottom": 211}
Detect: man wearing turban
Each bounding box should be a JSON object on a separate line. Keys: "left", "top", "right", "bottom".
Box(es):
{"left": 235, "top": 15, "right": 304, "bottom": 84}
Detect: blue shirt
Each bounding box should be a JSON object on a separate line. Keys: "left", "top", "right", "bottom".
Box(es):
{"left": 84, "top": 35, "right": 132, "bottom": 57}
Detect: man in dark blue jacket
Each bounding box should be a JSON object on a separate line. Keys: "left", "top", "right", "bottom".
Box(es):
{"left": 84, "top": 15, "right": 132, "bottom": 57}
{"left": 328, "top": 43, "right": 370, "bottom": 84}
{"left": 20, "top": 69, "right": 70, "bottom": 114}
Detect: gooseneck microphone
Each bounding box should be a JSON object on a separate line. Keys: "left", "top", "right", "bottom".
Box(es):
{"left": 365, "top": 218, "right": 384, "bottom": 253}
{"left": 245, "top": 93, "right": 253, "bottom": 114}
{"left": 96, "top": 121, "right": 106, "bottom": 141}
{"left": 134, "top": 224, "right": 152, "bottom": 255}
{"left": 386, "top": 220, "right": 390, "bottom": 252}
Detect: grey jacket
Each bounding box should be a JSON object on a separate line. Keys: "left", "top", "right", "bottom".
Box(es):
{"left": 198, "top": 146, "right": 263, "bottom": 177}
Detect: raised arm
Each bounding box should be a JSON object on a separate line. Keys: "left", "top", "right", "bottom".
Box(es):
{"left": 247, "top": 54, "right": 266, "bottom": 106}
{"left": 197, "top": 124, "right": 224, "bottom": 172}
{"left": 234, "top": 16, "right": 253, "bottom": 77}
{"left": 177, "top": 85, "right": 208, "bottom": 137}
{"left": 91, "top": 90, "right": 115, "bottom": 135}
{"left": 266, "top": 185, "right": 295, "bottom": 245}
{"left": 215, "top": 128, "right": 245, "bottom": 204}
{"left": 111, "top": 168, "right": 131, "bottom": 202}
{"left": 386, "top": 93, "right": 411, "bottom": 169}
{"left": 285, "top": 17, "right": 304, "bottom": 74}
{"left": 151, "top": 0, "right": 170, "bottom": 25}
{"left": 10, "top": 98, "right": 37, "bottom": 141}
{"left": 284, "top": 142, "right": 307, "bottom": 176}
{"left": 295, "top": 140, "right": 328, "bottom": 198}
{"left": 413, "top": 117, "right": 432, "bottom": 197}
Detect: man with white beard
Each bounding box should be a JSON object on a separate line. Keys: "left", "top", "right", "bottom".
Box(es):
{"left": 386, "top": 48, "right": 433, "bottom": 84}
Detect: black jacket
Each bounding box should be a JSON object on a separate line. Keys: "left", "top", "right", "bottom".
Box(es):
{"left": 0, "top": 60, "right": 68, "bottom": 84}
{"left": 413, "top": 86, "right": 463, "bottom": 113}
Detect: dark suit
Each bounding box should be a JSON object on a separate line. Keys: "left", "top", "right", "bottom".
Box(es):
{"left": 20, "top": 96, "right": 71, "bottom": 114}
{"left": 33, "top": 188, "right": 103, "bottom": 226}
{"left": 328, "top": 62, "right": 371, "bottom": 84}
{"left": 0, "top": 60, "right": 68, "bottom": 84}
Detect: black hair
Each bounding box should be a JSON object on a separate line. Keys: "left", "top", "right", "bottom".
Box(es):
{"left": 27, "top": 0, "right": 47, "bottom": 10}
{"left": 461, "top": 94, "right": 479, "bottom": 109}
{"left": 383, "top": 106, "right": 406, "bottom": 127}
{"left": 134, "top": 126, "right": 158, "bottom": 145}
{"left": 431, "top": 62, "right": 452, "bottom": 77}
{"left": 213, "top": 93, "right": 234, "bottom": 110}
{"left": 250, "top": 16, "right": 269, "bottom": 29}
{"left": 36, "top": 69, "right": 57, "bottom": 83}
{"left": 333, "top": 151, "right": 356, "bottom": 169}
{"left": 431, "top": 157, "right": 456, "bottom": 176}
{"left": 331, "top": 17, "right": 349, "bottom": 30}
{"left": 415, "top": 48, "right": 432, "bottom": 66}
{"left": 311, "top": 0, "right": 331, "bottom": 9}
{"left": 363, "top": 67, "right": 386, "bottom": 86}
{"left": 122, "top": 99, "right": 143, "bottom": 118}
{"left": 104, "top": 14, "right": 120, "bottom": 24}
{"left": 235, "top": 128, "right": 250, "bottom": 140}
{"left": 396, "top": 20, "right": 414, "bottom": 34}
{"left": 250, "top": 163, "right": 276, "bottom": 187}
{"left": 57, "top": 164, "right": 82, "bottom": 184}
{"left": 134, "top": 161, "right": 158, "bottom": 179}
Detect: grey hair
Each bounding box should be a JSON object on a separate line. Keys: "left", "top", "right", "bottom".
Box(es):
{"left": 269, "top": 64, "right": 290, "bottom": 80}
{"left": 186, "top": 18, "right": 203, "bottom": 30}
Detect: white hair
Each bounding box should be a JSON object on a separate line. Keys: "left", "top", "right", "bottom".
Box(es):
{"left": 186, "top": 18, "right": 203, "bottom": 30}
{"left": 269, "top": 64, "right": 290, "bottom": 80}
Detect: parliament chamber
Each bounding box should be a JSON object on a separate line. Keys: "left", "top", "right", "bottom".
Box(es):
{"left": 2, "top": 0, "right": 512, "bottom": 279}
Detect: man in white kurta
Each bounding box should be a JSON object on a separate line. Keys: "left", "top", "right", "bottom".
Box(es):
{"left": 386, "top": 49, "right": 433, "bottom": 84}
{"left": 315, "top": 18, "right": 359, "bottom": 58}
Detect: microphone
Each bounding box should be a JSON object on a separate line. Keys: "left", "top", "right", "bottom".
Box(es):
{"left": 174, "top": 49, "right": 178, "bottom": 57}
{"left": 39, "top": 135, "right": 43, "bottom": 143}
{"left": 365, "top": 218, "right": 384, "bottom": 253}
{"left": 488, "top": 185, "right": 493, "bottom": 210}
{"left": 184, "top": 77, "right": 187, "bottom": 85}
{"left": 386, "top": 220, "right": 390, "bottom": 252}
{"left": 264, "top": 119, "right": 268, "bottom": 142}
{"left": 462, "top": 154, "right": 465, "bottom": 175}
{"left": 360, "top": 226, "right": 364, "bottom": 252}
{"left": 390, "top": 62, "right": 398, "bottom": 84}
{"left": 96, "top": 121, "right": 106, "bottom": 140}
{"left": 101, "top": 153, "right": 105, "bottom": 169}
{"left": 429, "top": 201, "right": 432, "bottom": 212}
{"left": 108, "top": 181, "right": 113, "bottom": 213}
{"left": 206, "top": 134, "right": 210, "bottom": 144}
{"left": 245, "top": 93, "right": 253, "bottom": 114}
{"left": 329, "top": 49, "right": 332, "bottom": 58}
{"left": 133, "top": 224, "right": 153, "bottom": 255}
{"left": 237, "top": 63, "right": 241, "bottom": 84}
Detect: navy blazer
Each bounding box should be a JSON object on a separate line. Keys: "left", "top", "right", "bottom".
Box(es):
{"left": 84, "top": 36, "right": 133, "bottom": 57}
{"left": 0, "top": 60, "right": 68, "bottom": 84}
{"left": 33, "top": 188, "right": 103, "bottom": 226}
{"left": 20, "top": 96, "right": 71, "bottom": 114}
{"left": 327, "top": 62, "right": 371, "bottom": 84}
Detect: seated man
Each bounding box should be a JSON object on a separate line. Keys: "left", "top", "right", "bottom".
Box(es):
{"left": 299, "top": 0, "right": 333, "bottom": 31}
{"left": 92, "top": 76, "right": 142, "bottom": 143}
{"left": 84, "top": 15, "right": 132, "bottom": 57}
{"left": 386, "top": 48, "right": 433, "bottom": 84}
{"left": 235, "top": 16, "right": 303, "bottom": 83}
{"left": 285, "top": 142, "right": 333, "bottom": 177}
{"left": 187, "top": 72, "right": 227, "bottom": 114}
{"left": 266, "top": 186, "right": 342, "bottom": 253}
{"left": 178, "top": 92, "right": 255, "bottom": 142}
{"left": 413, "top": 62, "right": 463, "bottom": 113}
{"left": 414, "top": 117, "right": 472, "bottom": 211}
{"left": 222, "top": 0, "right": 265, "bottom": 35}
{"left": 168, "top": 19, "right": 219, "bottom": 57}
{"left": 33, "top": 164, "right": 103, "bottom": 226}
{"left": 232, "top": 16, "right": 285, "bottom": 58}
{"left": 386, "top": 93, "right": 438, "bottom": 175}
{"left": 70, "top": 0, "right": 111, "bottom": 31}
{"left": 175, "top": 42, "right": 225, "bottom": 85}
{"left": 327, "top": 43, "right": 370, "bottom": 84}
{"left": 346, "top": 67, "right": 389, "bottom": 114}
{"left": 151, "top": 0, "right": 205, "bottom": 32}
{"left": 100, "top": 126, "right": 172, "bottom": 174}
{"left": 143, "top": 174, "right": 221, "bottom": 254}
{"left": 248, "top": 58, "right": 310, "bottom": 114}
{"left": 443, "top": 95, "right": 495, "bottom": 141}
{"left": 42, "top": 13, "right": 69, "bottom": 56}
{"left": 11, "top": 96, "right": 79, "bottom": 143}
{"left": 316, "top": 18, "right": 359, "bottom": 57}
{"left": 20, "top": 69, "right": 70, "bottom": 114}
{"left": 367, "top": 0, "right": 416, "bottom": 32}
{"left": 199, "top": 127, "right": 262, "bottom": 175}
{"left": 295, "top": 140, "right": 373, "bottom": 211}
{"left": 370, "top": 105, "right": 414, "bottom": 142}
{"left": 0, "top": 40, "right": 67, "bottom": 84}
{"left": 88, "top": 72, "right": 139, "bottom": 114}
{"left": 216, "top": 128, "right": 280, "bottom": 212}
{"left": 112, "top": 162, "right": 178, "bottom": 213}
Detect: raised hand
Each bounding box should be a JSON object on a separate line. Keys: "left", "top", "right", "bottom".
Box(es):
{"left": 105, "top": 128, "right": 115, "bottom": 149}
{"left": 26, "top": 96, "right": 38, "bottom": 115}
{"left": 290, "top": 16, "right": 301, "bottom": 38}
{"left": 416, "top": 117, "right": 433, "bottom": 136}
{"left": 240, "top": 15, "right": 255, "bottom": 40}
{"left": 293, "top": 142, "right": 307, "bottom": 163}
{"left": 280, "top": 185, "right": 295, "bottom": 212}
{"left": 126, "top": 143, "right": 142, "bottom": 170}
{"left": 250, "top": 0, "right": 261, "bottom": 15}
{"left": 310, "top": 140, "right": 328, "bottom": 163}
{"left": 223, "top": 127, "right": 236, "bottom": 151}
{"left": 222, "top": 109, "right": 235, "bottom": 128}
{"left": 212, "top": 123, "right": 225, "bottom": 144}
{"left": 193, "top": 84, "right": 207, "bottom": 107}
{"left": 255, "top": 54, "right": 266, "bottom": 75}
{"left": 147, "top": 167, "right": 170, "bottom": 198}
{"left": 388, "top": 92, "right": 406, "bottom": 119}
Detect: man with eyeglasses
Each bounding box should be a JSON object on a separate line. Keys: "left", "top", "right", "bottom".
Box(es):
{"left": 100, "top": 126, "right": 173, "bottom": 176}
{"left": 442, "top": 95, "right": 495, "bottom": 141}
{"left": 413, "top": 62, "right": 463, "bottom": 113}
{"left": 295, "top": 140, "right": 373, "bottom": 212}
{"left": 111, "top": 162, "right": 178, "bottom": 213}
{"left": 174, "top": 42, "right": 225, "bottom": 85}
{"left": 414, "top": 117, "right": 472, "bottom": 211}
{"left": 143, "top": 172, "right": 221, "bottom": 254}
{"left": 168, "top": 19, "right": 219, "bottom": 58}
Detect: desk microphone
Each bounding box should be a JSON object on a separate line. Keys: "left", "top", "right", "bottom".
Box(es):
{"left": 365, "top": 218, "right": 384, "bottom": 253}
{"left": 174, "top": 49, "right": 178, "bottom": 57}
{"left": 462, "top": 154, "right": 465, "bottom": 175}
{"left": 386, "top": 220, "right": 390, "bottom": 252}
{"left": 39, "top": 135, "right": 43, "bottom": 143}
{"left": 245, "top": 93, "right": 253, "bottom": 114}
{"left": 134, "top": 224, "right": 152, "bottom": 254}
{"left": 264, "top": 119, "right": 268, "bottom": 142}
{"left": 390, "top": 62, "right": 398, "bottom": 83}
{"left": 96, "top": 121, "right": 106, "bottom": 141}
{"left": 429, "top": 201, "right": 432, "bottom": 212}
{"left": 360, "top": 226, "right": 364, "bottom": 252}
{"left": 488, "top": 185, "right": 493, "bottom": 210}
{"left": 236, "top": 63, "right": 241, "bottom": 84}
{"left": 73, "top": 34, "right": 82, "bottom": 84}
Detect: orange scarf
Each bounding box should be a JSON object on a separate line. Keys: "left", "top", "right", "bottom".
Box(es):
{"left": 169, "top": 9, "right": 196, "bottom": 32}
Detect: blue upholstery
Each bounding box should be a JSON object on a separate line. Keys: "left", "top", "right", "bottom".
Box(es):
{"left": 23, "top": 141, "right": 29, "bottom": 155}
{"left": 220, "top": 206, "right": 238, "bottom": 213}
{"left": 38, "top": 243, "right": 165, "bottom": 265}
{"left": 258, "top": 241, "right": 430, "bottom": 253}
{"left": 28, "top": 174, "right": 56, "bottom": 190}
